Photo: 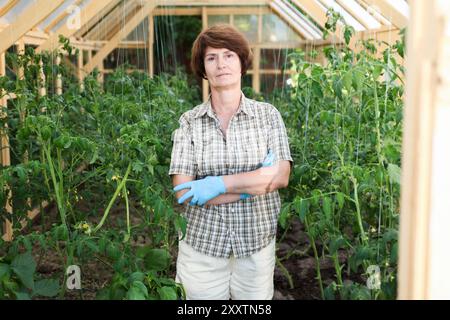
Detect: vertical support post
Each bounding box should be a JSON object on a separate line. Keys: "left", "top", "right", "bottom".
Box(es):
{"left": 17, "top": 39, "right": 25, "bottom": 81}
{"left": 98, "top": 60, "right": 104, "bottom": 86}
{"left": 148, "top": 13, "right": 154, "bottom": 77}
{"left": 0, "top": 52, "right": 13, "bottom": 242}
{"left": 202, "top": 6, "right": 209, "bottom": 102}
{"left": 252, "top": 7, "right": 262, "bottom": 94}
{"left": 56, "top": 55, "right": 62, "bottom": 95}
{"left": 77, "top": 50, "right": 84, "bottom": 92}
{"left": 38, "top": 59, "right": 46, "bottom": 97}
{"left": 398, "top": 0, "right": 450, "bottom": 299}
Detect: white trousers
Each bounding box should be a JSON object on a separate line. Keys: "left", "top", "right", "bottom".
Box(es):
{"left": 175, "top": 238, "right": 276, "bottom": 300}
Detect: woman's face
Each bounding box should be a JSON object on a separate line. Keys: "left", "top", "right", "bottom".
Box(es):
{"left": 204, "top": 47, "right": 242, "bottom": 90}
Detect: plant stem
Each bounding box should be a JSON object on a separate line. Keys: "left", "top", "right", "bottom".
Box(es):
{"left": 93, "top": 163, "right": 131, "bottom": 233}
{"left": 304, "top": 216, "right": 324, "bottom": 299}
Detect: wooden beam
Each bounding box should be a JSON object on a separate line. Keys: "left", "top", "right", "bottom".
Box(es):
{"left": 269, "top": 0, "right": 313, "bottom": 40}
{"left": 148, "top": 13, "right": 154, "bottom": 77}
{"left": 0, "top": 0, "right": 65, "bottom": 54}
{"left": 252, "top": 7, "right": 263, "bottom": 93}
{"left": 77, "top": 50, "right": 84, "bottom": 92}
{"left": 336, "top": 0, "right": 375, "bottom": 29}
{"left": 153, "top": 6, "right": 271, "bottom": 16}
{"left": 153, "top": 0, "right": 267, "bottom": 5}
{"left": 83, "top": 0, "right": 158, "bottom": 75}
{"left": 43, "top": 0, "right": 84, "bottom": 33}
{"left": 56, "top": 55, "right": 62, "bottom": 95}
{"left": 364, "top": 0, "right": 408, "bottom": 29}
{"left": 83, "top": 0, "right": 138, "bottom": 41}
{"left": 74, "top": 0, "right": 122, "bottom": 37}
{"left": 398, "top": 0, "right": 442, "bottom": 300}
{"left": 0, "top": 0, "right": 18, "bottom": 17}
{"left": 0, "top": 51, "right": 13, "bottom": 242}
{"left": 103, "top": 2, "right": 141, "bottom": 41}
{"left": 37, "top": 0, "right": 116, "bottom": 53}
{"left": 16, "top": 39, "right": 24, "bottom": 80}
{"left": 291, "top": 0, "right": 342, "bottom": 41}
{"left": 202, "top": 6, "right": 209, "bottom": 102}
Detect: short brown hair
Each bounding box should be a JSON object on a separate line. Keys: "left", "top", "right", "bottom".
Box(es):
{"left": 191, "top": 24, "right": 253, "bottom": 79}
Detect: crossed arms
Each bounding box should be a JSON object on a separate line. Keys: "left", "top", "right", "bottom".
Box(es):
{"left": 172, "top": 160, "right": 291, "bottom": 206}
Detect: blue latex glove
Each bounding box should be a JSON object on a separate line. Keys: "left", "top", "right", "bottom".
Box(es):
{"left": 174, "top": 176, "right": 226, "bottom": 206}
{"left": 240, "top": 149, "right": 275, "bottom": 200}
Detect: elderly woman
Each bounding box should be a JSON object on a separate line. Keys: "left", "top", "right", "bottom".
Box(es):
{"left": 169, "top": 24, "right": 293, "bottom": 300}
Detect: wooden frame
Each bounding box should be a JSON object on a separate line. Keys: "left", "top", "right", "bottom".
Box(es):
{"left": 0, "top": 0, "right": 19, "bottom": 17}
{"left": 0, "top": 0, "right": 65, "bottom": 54}
{"left": 363, "top": 0, "right": 408, "bottom": 29}
{"left": 398, "top": 0, "right": 450, "bottom": 300}
{"left": 83, "top": 0, "right": 158, "bottom": 76}
{"left": 37, "top": 0, "right": 117, "bottom": 53}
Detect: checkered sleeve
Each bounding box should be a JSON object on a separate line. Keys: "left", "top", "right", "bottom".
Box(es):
{"left": 268, "top": 106, "right": 294, "bottom": 168}
{"left": 169, "top": 113, "right": 197, "bottom": 176}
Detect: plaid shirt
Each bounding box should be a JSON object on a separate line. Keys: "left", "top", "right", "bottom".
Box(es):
{"left": 169, "top": 91, "right": 293, "bottom": 258}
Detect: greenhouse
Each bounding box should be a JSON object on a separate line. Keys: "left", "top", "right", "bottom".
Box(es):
{"left": 0, "top": 0, "right": 448, "bottom": 301}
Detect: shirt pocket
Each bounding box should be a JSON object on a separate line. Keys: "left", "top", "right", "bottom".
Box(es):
{"left": 236, "top": 125, "right": 269, "bottom": 169}
{"left": 194, "top": 131, "right": 224, "bottom": 176}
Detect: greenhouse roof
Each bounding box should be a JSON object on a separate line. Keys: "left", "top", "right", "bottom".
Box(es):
{"left": 0, "top": 0, "right": 409, "bottom": 54}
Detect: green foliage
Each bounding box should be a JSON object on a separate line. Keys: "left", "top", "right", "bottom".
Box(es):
{"left": 272, "top": 16, "right": 404, "bottom": 299}
{"left": 0, "top": 251, "right": 60, "bottom": 299}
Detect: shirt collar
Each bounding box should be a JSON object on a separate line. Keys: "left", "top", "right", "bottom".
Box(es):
{"left": 193, "top": 91, "right": 255, "bottom": 119}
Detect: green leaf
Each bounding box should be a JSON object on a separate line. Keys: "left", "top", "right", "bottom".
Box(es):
{"left": 373, "top": 65, "right": 383, "bottom": 80}
{"left": 158, "top": 286, "right": 178, "bottom": 300}
{"left": 387, "top": 163, "right": 401, "bottom": 185}
{"left": 329, "top": 236, "right": 346, "bottom": 255}
{"left": 126, "top": 287, "right": 146, "bottom": 300}
{"left": 343, "top": 71, "right": 353, "bottom": 92}
{"left": 324, "top": 282, "right": 336, "bottom": 300}
{"left": 128, "top": 272, "right": 145, "bottom": 283}
{"left": 89, "top": 148, "right": 99, "bottom": 164}
{"left": 0, "top": 263, "right": 11, "bottom": 280}
{"left": 40, "top": 126, "right": 52, "bottom": 141}
{"left": 106, "top": 243, "right": 121, "bottom": 261}
{"left": 336, "top": 192, "right": 345, "bottom": 209}
{"left": 174, "top": 215, "right": 187, "bottom": 240}
{"left": 143, "top": 249, "right": 171, "bottom": 272}
{"left": 352, "top": 69, "right": 364, "bottom": 92}
{"left": 14, "top": 291, "right": 32, "bottom": 300}
{"left": 390, "top": 243, "right": 398, "bottom": 264}
{"left": 343, "top": 26, "right": 354, "bottom": 45}
{"left": 33, "top": 279, "right": 60, "bottom": 297}
{"left": 126, "top": 281, "right": 148, "bottom": 300}
{"left": 322, "top": 196, "right": 332, "bottom": 221}
{"left": 11, "top": 251, "right": 36, "bottom": 289}
{"left": 132, "top": 161, "right": 143, "bottom": 173}
{"left": 278, "top": 204, "right": 291, "bottom": 229}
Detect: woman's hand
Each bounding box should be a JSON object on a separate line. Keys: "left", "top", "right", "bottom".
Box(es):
{"left": 240, "top": 149, "right": 275, "bottom": 199}
{"left": 173, "top": 176, "right": 227, "bottom": 206}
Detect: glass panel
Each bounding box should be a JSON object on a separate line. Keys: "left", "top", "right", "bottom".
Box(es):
{"left": 260, "top": 48, "right": 295, "bottom": 70}
{"left": 260, "top": 74, "right": 290, "bottom": 94}
{"left": 208, "top": 15, "right": 230, "bottom": 27}
{"left": 242, "top": 74, "right": 252, "bottom": 89}
{"left": 104, "top": 49, "right": 147, "bottom": 70}
{"left": 262, "top": 14, "right": 302, "bottom": 43}
{"left": 126, "top": 17, "right": 149, "bottom": 41}
{"left": 234, "top": 15, "right": 258, "bottom": 43}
